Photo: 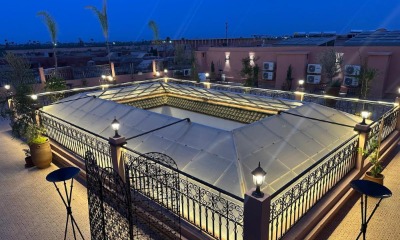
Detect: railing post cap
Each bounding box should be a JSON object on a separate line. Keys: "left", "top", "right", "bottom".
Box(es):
{"left": 244, "top": 188, "right": 270, "bottom": 202}
{"left": 354, "top": 123, "right": 371, "bottom": 133}
{"left": 109, "top": 136, "right": 126, "bottom": 146}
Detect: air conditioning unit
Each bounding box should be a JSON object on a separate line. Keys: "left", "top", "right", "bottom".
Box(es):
{"left": 263, "top": 62, "right": 275, "bottom": 71}
{"left": 307, "top": 64, "right": 322, "bottom": 74}
{"left": 173, "top": 70, "right": 184, "bottom": 76}
{"left": 183, "top": 69, "right": 191, "bottom": 76}
{"left": 344, "top": 76, "right": 359, "bottom": 87}
{"left": 263, "top": 71, "right": 274, "bottom": 80}
{"left": 345, "top": 65, "right": 361, "bottom": 76}
{"left": 306, "top": 75, "right": 321, "bottom": 84}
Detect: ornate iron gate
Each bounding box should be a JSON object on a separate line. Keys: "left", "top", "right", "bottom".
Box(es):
{"left": 125, "top": 152, "right": 181, "bottom": 239}
{"left": 86, "top": 151, "right": 132, "bottom": 239}
{"left": 85, "top": 151, "right": 181, "bottom": 239}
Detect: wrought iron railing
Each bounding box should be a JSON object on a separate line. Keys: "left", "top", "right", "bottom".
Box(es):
{"left": 269, "top": 135, "right": 359, "bottom": 240}
{"left": 44, "top": 66, "right": 74, "bottom": 80}
{"left": 39, "top": 110, "right": 112, "bottom": 168}
{"left": 72, "top": 64, "right": 112, "bottom": 79}
{"left": 165, "top": 79, "right": 394, "bottom": 121}
{"left": 122, "top": 147, "right": 244, "bottom": 240}
{"left": 302, "top": 94, "right": 393, "bottom": 121}
{"left": 114, "top": 62, "right": 137, "bottom": 76}
{"left": 36, "top": 78, "right": 399, "bottom": 240}
{"left": 365, "top": 106, "right": 399, "bottom": 153}
{"left": 0, "top": 69, "right": 40, "bottom": 85}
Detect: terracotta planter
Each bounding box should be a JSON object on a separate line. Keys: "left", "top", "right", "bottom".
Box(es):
{"left": 29, "top": 138, "right": 52, "bottom": 169}
{"left": 363, "top": 171, "right": 384, "bottom": 185}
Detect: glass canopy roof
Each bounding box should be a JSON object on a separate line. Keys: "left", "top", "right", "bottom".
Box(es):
{"left": 89, "top": 82, "right": 302, "bottom": 112}
{"left": 43, "top": 82, "right": 362, "bottom": 197}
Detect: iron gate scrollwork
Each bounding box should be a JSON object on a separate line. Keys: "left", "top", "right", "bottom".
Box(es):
{"left": 125, "top": 151, "right": 181, "bottom": 239}
{"left": 86, "top": 150, "right": 181, "bottom": 239}
{"left": 85, "top": 151, "right": 132, "bottom": 240}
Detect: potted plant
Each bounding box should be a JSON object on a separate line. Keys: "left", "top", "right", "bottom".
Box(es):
{"left": 362, "top": 138, "right": 384, "bottom": 184}
{"left": 0, "top": 52, "right": 53, "bottom": 168}
{"left": 24, "top": 124, "right": 52, "bottom": 169}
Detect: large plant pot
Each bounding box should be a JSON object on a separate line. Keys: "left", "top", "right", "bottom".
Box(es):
{"left": 325, "top": 86, "right": 341, "bottom": 108}
{"left": 363, "top": 171, "right": 384, "bottom": 185}
{"left": 29, "top": 138, "right": 52, "bottom": 169}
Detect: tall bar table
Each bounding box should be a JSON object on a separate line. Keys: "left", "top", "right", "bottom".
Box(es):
{"left": 46, "top": 167, "right": 85, "bottom": 240}
{"left": 350, "top": 180, "right": 392, "bottom": 240}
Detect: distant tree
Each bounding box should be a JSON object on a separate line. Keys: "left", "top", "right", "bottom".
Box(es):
{"left": 78, "top": 38, "right": 84, "bottom": 46}
{"left": 358, "top": 57, "right": 378, "bottom": 100}
{"left": 44, "top": 76, "right": 67, "bottom": 102}
{"left": 241, "top": 57, "right": 259, "bottom": 87}
{"left": 190, "top": 51, "right": 199, "bottom": 82}
{"left": 0, "top": 53, "right": 35, "bottom": 137}
{"left": 86, "top": 0, "right": 110, "bottom": 62}
{"left": 285, "top": 64, "right": 294, "bottom": 90}
{"left": 37, "top": 11, "right": 58, "bottom": 70}
{"left": 210, "top": 61, "right": 216, "bottom": 81}
{"left": 148, "top": 20, "right": 159, "bottom": 44}
{"left": 148, "top": 20, "right": 160, "bottom": 57}
{"left": 319, "top": 49, "right": 343, "bottom": 84}
{"left": 174, "top": 44, "right": 186, "bottom": 67}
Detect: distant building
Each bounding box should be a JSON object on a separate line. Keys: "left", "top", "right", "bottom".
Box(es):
{"left": 195, "top": 29, "right": 400, "bottom": 99}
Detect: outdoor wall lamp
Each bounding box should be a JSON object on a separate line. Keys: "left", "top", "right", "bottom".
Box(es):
{"left": 164, "top": 69, "right": 168, "bottom": 74}
{"left": 299, "top": 79, "right": 304, "bottom": 85}
{"left": 225, "top": 52, "right": 230, "bottom": 62}
{"left": 398, "top": 87, "right": 400, "bottom": 94}
{"left": 361, "top": 111, "right": 370, "bottom": 125}
{"left": 205, "top": 72, "right": 210, "bottom": 78}
{"left": 102, "top": 75, "right": 113, "bottom": 81}
{"left": 156, "top": 71, "right": 161, "bottom": 77}
{"left": 111, "top": 117, "right": 120, "bottom": 138}
{"left": 31, "top": 94, "right": 38, "bottom": 100}
{"left": 4, "top": 84, "right": 10, "bottom": 90}
{"left": 251, "top": 162, "right": 266, "bottom": 198}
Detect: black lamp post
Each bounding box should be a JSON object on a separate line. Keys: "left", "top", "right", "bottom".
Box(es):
{"left": 251, "top": 162, "right": 267, "bottom": 198}
{"left": 111, "top": 117, "right": 120, "bottom": 138}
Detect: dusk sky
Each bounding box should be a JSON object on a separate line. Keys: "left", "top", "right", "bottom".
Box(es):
{"left": 2, "top": 0, "right": 400, "bottom": 43}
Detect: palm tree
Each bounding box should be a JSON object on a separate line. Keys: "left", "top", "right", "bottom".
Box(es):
{"left": 86, "top": 0, "right": 110, "bottom": 62}
{"left": 148, "top": 20, "right": 160, "bottom": 58}
{"left": 148, "top": 20, "right": 159, "bottom": 44}
{"left": 37, "top": 11, "right": 58, "bottom": 69}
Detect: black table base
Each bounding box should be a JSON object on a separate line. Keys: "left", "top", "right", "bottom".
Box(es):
{"left": 350, "top": 180, "right": 392, "bottom": 240}
{"left": 46, "top": 167, "right": 85, "bottom": 240}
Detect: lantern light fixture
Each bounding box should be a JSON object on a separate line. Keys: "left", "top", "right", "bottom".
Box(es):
{"left": 361, "top": 111, "right": 370, "bottom": 125}
{"left": 111, "top": 117, "right": 120, "bottom": 138}
{"left": 251, "top": 162, "right": 267, "bottom": 198}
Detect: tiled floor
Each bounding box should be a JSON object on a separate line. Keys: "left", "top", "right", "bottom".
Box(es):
{"left": 0, "top": 119, "right": 90, "bottom": 240}
{"left": 316, "top": 143, "right": 400, "bottom": 239}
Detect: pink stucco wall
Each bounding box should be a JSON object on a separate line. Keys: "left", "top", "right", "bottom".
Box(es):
{"left": 196, "top": 46, "right": 400, "bottom": 99}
